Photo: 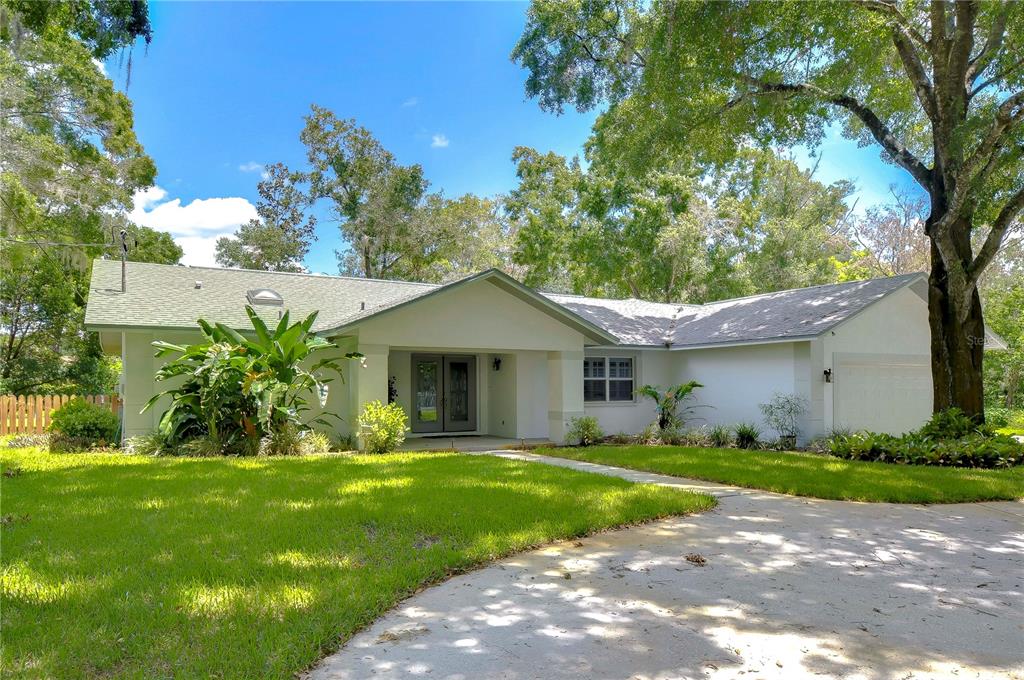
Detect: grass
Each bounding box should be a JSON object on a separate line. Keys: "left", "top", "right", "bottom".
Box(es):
{"left": 539, "top": 445, "right": 1024, "bottom": 504}
{"left": 0, "top": 447, "right": 712, "bottom": 679}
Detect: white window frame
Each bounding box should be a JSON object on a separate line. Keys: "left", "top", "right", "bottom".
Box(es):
{"left": 583, "top": 355, "right": 636, "bottom": 404}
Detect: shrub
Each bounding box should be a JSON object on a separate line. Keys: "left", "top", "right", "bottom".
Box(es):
{"left": 825, "top": 409, "right": 1024, "bottom": 469}
{"left": 607, "top": 431, "right": 633, "bottom": 445}
{"left": 637, "top": 381, "right": 704, "bottom": 430}
{"left": 680, "top": 426, "right": 712, "bottom": 447}
{"left": 759, "top": 393, "right": 807, "bottom": 443}
{"left": 734, "top": 422, "right": 761, "bottom": 449}
{"left": 143, "top": 306, "right": 359, "bottom": 455}
{"left": 986, "top": 407, "right": 1011, "bottom": 429}
{"left": 3, "top": 433, "right": 50, "bottom": 449}
{"left": 567, "top": 416, "right": 603, "bottom": 446}
{"left": 48, "top": 398, "right": 119, "bottom": 445}
{"left": 708, "top": 424, "right": 733, "bottom": 448}
{"left": 358, "top": 400, "right": 408, "bottom": 454}
{"left": 301, "top": 430, "right": 333, "bottom": 454}
{"left": 919, "top": 407, "right": 992, "bottom": 439}
{"left": 125, "top": 432, "right": 171, "bottom": 456}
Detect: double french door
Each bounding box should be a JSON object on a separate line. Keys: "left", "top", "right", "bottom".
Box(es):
{"left": 411, "top": 354, "right": 477, "bottom": 433}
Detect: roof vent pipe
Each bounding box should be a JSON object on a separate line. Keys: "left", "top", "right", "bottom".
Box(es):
{"left": 195, "top": 281, "right": 202, "bottom": 290}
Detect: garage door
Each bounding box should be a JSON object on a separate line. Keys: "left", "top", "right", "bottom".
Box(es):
{"left": 833, "top": 355, "right": 932, "bottom": 435}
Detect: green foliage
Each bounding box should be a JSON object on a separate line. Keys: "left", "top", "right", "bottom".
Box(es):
{"left": 759, "top": 393, "right": 808, "bottom": 439}
{"left": 124, "top": 432, "right": 170, "bottom": 457}
{"left": 708, "top": 424, "right": 732, "bottom": 448}
{"left": 357, "top": 400, "right": 409, "bottom": 454}
{"left": 142, "top": 306, "right": 357, "bottom": 455}
{"left": 301, "top": 430, "right": 333, "bottom": 455}
{"left": 826, "top": 409, "right": 1023, "bottom": 469}
{"left": 48, "top": 397, "right": 119, "bottom": 444}
{"left": 215, "top": 163, "right": 317, "bottom": 272}
{"left": 985, "top": 407, "right": 1011, "bottom": 429}
{"left": 982, "top": 281, "right": 1024, "bottom": 409}
{"left": 506, "top": 146, "right": 853, "bottom": 302}
{"left": 514, "top": 0, "right": 1024, "bottom": 416}
{"left": 1, "top": 1, "right": 155, "bottom": 395}
{"left": 734, "top": 422, "right": 762, "bottom": 449}
{"left": 637, "top": 381, "right": 703, "bottom": 430}
{"left": 567, "top": 415, "right": 604, "bottom": 446}
{"left": 124, "top": 224, "right": 184, "bottom": 265}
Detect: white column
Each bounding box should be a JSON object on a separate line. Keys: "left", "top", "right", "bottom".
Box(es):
{"left": 348, "top": 342, "right": 390, "bottom": 449}
{"left": 547, "top": 350, "right": 584, "bottom": 444}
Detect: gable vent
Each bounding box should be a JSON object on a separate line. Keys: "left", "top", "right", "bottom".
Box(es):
{"left": 246, "top": 288, "right": 284, "bottom": 306}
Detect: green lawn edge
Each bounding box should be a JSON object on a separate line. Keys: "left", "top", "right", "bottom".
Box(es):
{"left": 537, "top": 445, "right": 1024, "bottom": 504}
{"left": 0, "top": 447, "right": 714, "bottom": 679}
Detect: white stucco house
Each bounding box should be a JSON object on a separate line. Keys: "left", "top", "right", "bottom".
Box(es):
{"left": 84, "top": 260, "right": 977, "bottom": 446}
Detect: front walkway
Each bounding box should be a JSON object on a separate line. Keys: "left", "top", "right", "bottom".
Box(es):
{"left": 309, "top": 451, "right": 1024, "bottom": 680}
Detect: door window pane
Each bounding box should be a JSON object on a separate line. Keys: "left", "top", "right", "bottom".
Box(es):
{"left": 448, "top": 361, "right": 469, "bottom": 422}
{"left": 416, "top": 362, "right": 438, "bottom": 421}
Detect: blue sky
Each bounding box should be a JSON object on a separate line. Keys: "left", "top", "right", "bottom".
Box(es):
{"left": 116, "top": 1, "right": 921, "bottom": 273}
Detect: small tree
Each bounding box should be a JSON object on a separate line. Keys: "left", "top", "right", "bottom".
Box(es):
{"left": 759, "top": 393, "right": 808, "bottom": 446}
{"left": 637, "top": 381, "right": 703, "bottom": 430}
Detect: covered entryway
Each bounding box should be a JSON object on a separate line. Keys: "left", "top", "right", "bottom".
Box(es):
{"left": 410, "top": 354, "right": 477, "bottom": 433}
{"left": 833, "top": 353, "right": 932, "bottom": 434}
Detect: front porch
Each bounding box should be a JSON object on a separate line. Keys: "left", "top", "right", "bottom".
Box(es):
{"left": 397, "top": 436, "right": 551, "bottom": 452}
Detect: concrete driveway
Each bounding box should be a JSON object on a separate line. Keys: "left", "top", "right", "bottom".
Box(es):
{"left": 309, "top": 451, "right": 1024, "bottom": 680}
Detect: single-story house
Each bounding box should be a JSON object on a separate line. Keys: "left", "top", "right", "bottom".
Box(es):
{"left": 84, "top": 260, "right": 1000, "bottom": 446}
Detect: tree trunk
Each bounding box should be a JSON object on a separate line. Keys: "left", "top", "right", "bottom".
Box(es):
{"left": 925, "top": 217, "right": 986, "bottom": 421}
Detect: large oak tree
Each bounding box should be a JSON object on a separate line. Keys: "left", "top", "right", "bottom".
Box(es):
{"left": 513, "top": 0, "right": 1024, "bottom": 419}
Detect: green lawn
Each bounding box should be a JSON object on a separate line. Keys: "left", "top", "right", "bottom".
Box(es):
{"left": 540, "top": 445, "right": 1024, "bottom": 503}
{"left": 0, "top": 447, "right": 712, "bottom": 679}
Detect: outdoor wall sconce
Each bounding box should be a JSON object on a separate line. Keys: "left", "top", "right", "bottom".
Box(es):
{"left": 823, "top": 368, "right": 832, "bottom": 383}
{"left": 492, "top": 357, "right": 502, "bottom": 372}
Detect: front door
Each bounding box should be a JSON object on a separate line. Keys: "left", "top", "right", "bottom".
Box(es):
{"left": 411, "top": 354, "right": 477, "bottom": 433}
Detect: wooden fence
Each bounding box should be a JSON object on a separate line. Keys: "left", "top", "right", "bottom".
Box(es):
{"left": 0, "top": 394, "right": 121, "bottom": 436}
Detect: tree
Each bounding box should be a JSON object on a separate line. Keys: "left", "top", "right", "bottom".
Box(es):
{"left": 513, "top": 0, "right": 1024, "bottom": 419}
{"left": 843, "top": 189, "right": 931, "bottom": 278}
{"left": 981, "top": 272, "right": 1023, "bottom": 409}
{"left": 1, "top": 0, "right": 155, "bottom": 394}
{"left": 124, "top": 224, "right": 184, "bottom": 265}
{"left": 299, "top": 105, "right": 428, "bottom": 279}
{"left": 506, "top": 145, "right": 853, "bottom": 302}
{"left": 215, "top": 163, "right": 316, "bottom": 272}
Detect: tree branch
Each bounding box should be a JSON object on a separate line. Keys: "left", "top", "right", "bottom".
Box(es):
{"left": 891, "top": 27, "right": 937, "bottom": 119}
{"left": 969, "top": 183, "right": 1024, "bottom": 279}
{"left": 966, "top": 2, "right": 1011, "bottom": 84}
{"left": 854, "top": 0, "right": 929, "bottom": 48}
{"left": 736, "top": 77, "right": 933, "bottom": 189}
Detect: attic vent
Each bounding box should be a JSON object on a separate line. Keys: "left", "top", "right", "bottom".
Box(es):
{"left": 246, "top": 288, "right": 284, "bottom": 306}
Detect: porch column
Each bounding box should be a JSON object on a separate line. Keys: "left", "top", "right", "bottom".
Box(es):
{"left": 547, "top": 350, "right": 584, "bottom": 444}
{"left": 348, "top": 342, "right": 390, "bottom": 449}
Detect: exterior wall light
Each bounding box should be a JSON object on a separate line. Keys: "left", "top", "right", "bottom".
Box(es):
{"left": 492, "top": 357, "right": 502, "bottom": 372}
{"left": 823, "top": 368, "right": 832, "bottom": 383}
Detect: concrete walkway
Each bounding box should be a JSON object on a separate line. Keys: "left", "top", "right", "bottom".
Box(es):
{"left": 309, "top": 451, "right": 1024, "bottom": 680}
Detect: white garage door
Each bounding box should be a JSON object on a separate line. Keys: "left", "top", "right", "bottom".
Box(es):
{"left": 834, "top": 355, "right": 932, "bottom": 435}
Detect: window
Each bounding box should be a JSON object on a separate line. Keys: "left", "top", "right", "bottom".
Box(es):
{"left": 583, "top": 357, "right": 634, "bottom": 402}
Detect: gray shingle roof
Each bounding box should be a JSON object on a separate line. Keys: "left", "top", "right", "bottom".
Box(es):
{"left": 85, "top": 260, "right": 923, "bottom": 348}
{"left": 85, "top": 259, "right": 438, "bottom": 332}
{"left": 544, "top": 273, "right": 923, "bottom": 347}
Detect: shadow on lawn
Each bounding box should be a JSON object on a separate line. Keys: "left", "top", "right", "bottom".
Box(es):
{"left": 0, "top": 452, "right": 706, "bottom": 678}
{"left": 312, "top": 479, "right": 1024, "bottom": 680}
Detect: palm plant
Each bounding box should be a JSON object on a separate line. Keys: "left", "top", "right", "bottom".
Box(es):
{"left": 142, "top": 306, "right": 360, "bottom": 454}
{"left": 636, "top": 381, "right": 703, "bottom": 431}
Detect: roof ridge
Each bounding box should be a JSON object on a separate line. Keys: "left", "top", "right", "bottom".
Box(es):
{"left": 98, "top": 258, "right": 439, "bottom": 288}
{"left": 698, "top": 272, "right": 923, "bottom": 307}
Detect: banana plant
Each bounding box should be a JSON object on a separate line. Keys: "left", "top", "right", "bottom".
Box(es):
{"left": 636, "top": 380, "right": 704, "bottom": 430}
{"left": 142, "top": 306, "right": 362, "bottom": 453}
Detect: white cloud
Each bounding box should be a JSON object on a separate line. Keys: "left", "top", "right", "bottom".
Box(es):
{"left": 128, "top": 186, "right": 257, "bottom": 267}
{"left": 238, "top": 161, "right": 269, "bottom": 179}
{"left": 401, "top": 97, "right": 419, "bottom": 108}
{"left": 92, "top": 58, "right": 107, "bottom": 76}
{"left": 431, "top": 133, "right": 449, "bottom": 148}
